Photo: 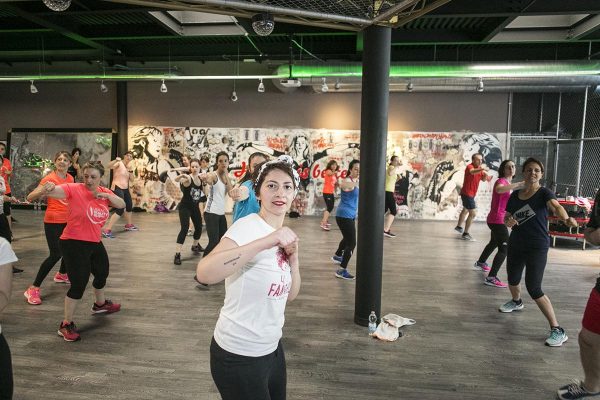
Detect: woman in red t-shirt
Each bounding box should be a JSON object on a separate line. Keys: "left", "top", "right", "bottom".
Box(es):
{"left": 38, "top": 161, "right": 125, "bottom": 342}
{"left": 320, "top": 160, "right": 339, "bottom": 231}
{"left": 24, "top": 151, "right": 74, "bottom": 305}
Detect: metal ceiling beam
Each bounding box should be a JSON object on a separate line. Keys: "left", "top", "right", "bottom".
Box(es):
{"left": 0, "top": 49, "right": 102, "bottom": 57}
{"left": 570, "top": 15, "right": 600, "bottom": 40}
{"left": 427, "top": 0, "right": 600, "bottom": 17}
{"left": 483, "top": 0, "right": 537, "bottom": 42}
{"left": 2, "top": 4, "right": 117, "bottom": 54}
{"left": 371, "top": 0, "right": 420, "bottom": 24}
{"left": 393, "top": 0, "right": 453, "bottom": 28}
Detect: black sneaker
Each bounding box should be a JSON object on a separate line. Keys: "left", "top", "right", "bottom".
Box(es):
{"left": 174, "top": 253, "right": 182, "bottom": 265}
{"left": 12, "top": 266, "right": 23, "bottom": 273}
{"left": 383, "top": 230, "right": 396, "bottom": 238}
{"left": 191, "top": 244, "right": 203, "bottom": 255}
{"left": 454, "top": 226, "right": 463, "bottom": 234}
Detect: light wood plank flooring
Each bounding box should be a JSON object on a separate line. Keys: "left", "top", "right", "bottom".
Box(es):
{"left": 3, "top": 210, "right": 600, "bottom": 400}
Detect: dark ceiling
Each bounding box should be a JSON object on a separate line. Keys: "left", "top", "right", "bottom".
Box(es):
{"left": 1, "top": 0, "right": 600, "bottom": 67}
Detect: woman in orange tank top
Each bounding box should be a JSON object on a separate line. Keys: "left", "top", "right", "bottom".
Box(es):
{"left": 24, "top": 151, "right": 74, "bottom": 305}
{"left": 320, "top": 160, "right": 339, "bottom": 231}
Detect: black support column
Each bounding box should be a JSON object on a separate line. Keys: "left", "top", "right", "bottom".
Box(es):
{"left": 354, "top": 25, "right": 391, "bottom": 326}
{"left": 116, "top": 81, "right": 128, "bottom": 155}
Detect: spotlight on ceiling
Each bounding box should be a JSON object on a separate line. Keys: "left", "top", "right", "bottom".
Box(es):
{"left": 230, "top": 90, "right": 238, "bottom": 102}
{"left": 257, "top": 78, "right": 265, "bottom": 93}
{"left": 252, "top": 13, "right": 275, "bottom": 36}
{"left": 321, "top": 77, "right": 329, "bottom": 93}
{"left": 30, "top": 80, "right": 38, "bottom": 94}
{"left": 160, "top": 80, "right": 168, "bottom": 93}
{"left": 100, "top": 81, "right": 108, "bottom": 93}
{"left": 406, "top": 80, "right": 414, "bottom": 92}
{"left": 42, "top": 0, "right": 71, "bottom": 12}
{"left": 476, "top": 78, "right": 484, "bottom": 92}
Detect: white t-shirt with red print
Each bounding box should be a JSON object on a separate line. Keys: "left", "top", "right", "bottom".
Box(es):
{"left": 213, "top": 213, "right": 293, "bottom": 357}
{"left": 59, "top": 183, "right": 111, "bottom": 243}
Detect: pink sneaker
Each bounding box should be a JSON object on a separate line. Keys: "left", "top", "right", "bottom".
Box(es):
{"left": 24, "top": 287, "right": 42, "bottom": 305}
{"left": 473, "top": 261, "right": 491, "bottom": 273}
{"left": 124, "top": 224, "right": 139, "bottom": 231}
{"left": 485, "top": 276, "right": 508, "bottom": 288}
{"left": 91, "top": 299, "right": 121, "bottom": 314}
{"left": 320, "top": 223, "right": 330, "bottom": 231}
{"left": 53, "top": 272, "right": 70, "bottom": 284}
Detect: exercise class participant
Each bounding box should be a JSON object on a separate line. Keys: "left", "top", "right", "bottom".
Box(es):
{"left": 474, "top": 159, "right": 524, "bottom": 287}
{"left": 39, "top": 161, "right": 125, "bottom": 342}
{"left": 230, "top": 152, "right": 268, "bottom": 223}
{"left": 196, "top": 155, "right": 301, "bottom": 400}
{"left": 319, "top": 159, "right": 338, "bottom": 231}
{"left": 383, "top": 156, "right": 400, "bottom": 238}
{"left": 455, "top": 152, "right": 491, "bottom": 241}
{"left": 67, "top": 147, "right": 82, "bottom": 181}
{"left": 102, "top": 151, "right": 138, "bottom": 238}
{"left": 0, "top": 237, "right": 18, "bottom": 400}
{"left": 0, "top": 172, "right": 19, "bottom": 275}
{"left": 202, "top": 151, "right": 233, "bottom": 256}
{"left": 499, "top": 157, "right": 577, "bottom": 347}
{"left": 332, "top": 159, "right": 360, "bottom": 281}
{"left": 556, "top": 187, "right": 600, "bottom": 399}
{"left": 173, "top": 158, "right": 204, "bottom": 265}
{"left": 24, "top": 151, "right": 74, "bottom": 305}
{"left": 0, "top": 143, "right": 14, "bottom": 233}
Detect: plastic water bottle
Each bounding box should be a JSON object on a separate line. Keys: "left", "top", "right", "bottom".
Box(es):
{"left": 368, "top": 311, "right": 377, "bottom": 335}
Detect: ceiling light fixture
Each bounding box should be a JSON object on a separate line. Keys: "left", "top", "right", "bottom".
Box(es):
{"left": 257, "top": 78, "right": 265, "bottom": 93}
{"left": 476, "top": 78, "right": 484, "bottom": 92}
{"left": 160, "top": 79, "right": 168, "bottom": 93}
{"left": 321, "top": 77, "right": 329, "bottom": 93}
{"left": 406, "top": 80, "right": 414, "bottom": 92}
{"left": 42, "top": 0, "right": 71, "bottom": 11}
{"left": 230, "top": 90, "right": 238, "bottom": 102}
{"left": 30, "top": 80, "right": 38, "bottom": 94}
{"left": 252, "top": 13, "right": 275, "bottom": 36}
{"left": 100, "top": 80, "right": 108, "bottom": 93}
{"left": 334, "top": 79, "right": 341, "bottom": 90}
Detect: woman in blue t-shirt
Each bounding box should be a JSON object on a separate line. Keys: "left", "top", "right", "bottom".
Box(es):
{"left": 331, "top": 159, "right": 360, "bottom": 281}
{"left": 229, "top": 152, "right": 268, "bottom": 223}
{"left": 499, "top": 157, "right": 577, "bottom": 347}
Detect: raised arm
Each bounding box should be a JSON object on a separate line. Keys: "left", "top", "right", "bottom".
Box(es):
{"left": 196, "top": 227, "right": 298, "bottom": 285}
{"left": 229, "top": 184, "right": 250, "bottom": 201}
{"left": 96, "top": 190, "right": 126, "bottom": 209}
{"left": 174, "top": 173, "right": 191, "bottom": 186}
{"left": 28, "top": 181, "right": 67, "bottom": 201}
{"left": 339, "top": 178, "right": 358, "bottom": 192}
{"left": 495, "top": 180, "right": 525, "bottom": 194}
{"left": 548, "top": 199, "right": 578, "bottom": 227}
{"left": 106, "top": 158, "right": 122, "bottom": 169}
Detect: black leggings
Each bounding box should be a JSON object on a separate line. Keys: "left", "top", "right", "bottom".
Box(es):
{"left": 204, "top": 213, "right": 227, "bottom": 256}
{"left": 33, "top": 223, "right": 67, "bottom": 287}
{"left": 177, "top": 204, "right": 202, "bottom": 245}
{"left": 112, "top": 186, "right": 132, "bottom": 215}
{"left": 323, "top": 193, "right": 334, "bottom": 213}
{"left": 335, "top": 216, "right": 356, "bottom": 269}
{"left": 506, "top": 244, "right": 548, "bottom": 300}
{"left": 59, "top": 239, "right": 109, "bottom": 300}
{"left": 0, "top": 214, "right": 11, "bottom": 243}
{"left": 0, "top": 333, "right": 12, "bottom": 400}
{"left": 210, "top": 337, "right": 286, "bottom": 400}
{"left": 477, "top": 223, "right": 509, "bottom": 278}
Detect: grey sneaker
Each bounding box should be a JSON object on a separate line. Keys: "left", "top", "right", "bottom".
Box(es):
{"left": 461, "top": 233, "right": 473, "bottom": 241}
{"left": 546, "top": 327, "right": 568, "bottom": 347}
{"left": 454, "top": 226, "right": 463, "bottom": 233}
{"left": 499, "top": 299, "right": 524, "bottom": 313}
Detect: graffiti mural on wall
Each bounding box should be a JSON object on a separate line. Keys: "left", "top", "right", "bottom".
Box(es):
{"left": 128, "top": 126, "right": 506, "bottom": 220}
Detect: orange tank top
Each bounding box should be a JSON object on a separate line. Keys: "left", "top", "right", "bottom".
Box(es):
{"left": 323, "top": 172, "right": 337, "bottom": 194}
{"left": 40, "top": 172, "right": 74, "bottom": 223}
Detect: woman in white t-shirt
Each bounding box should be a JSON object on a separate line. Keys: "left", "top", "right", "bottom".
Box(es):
{"left": 196, "top": 155, "right": 301, "bottom": 400}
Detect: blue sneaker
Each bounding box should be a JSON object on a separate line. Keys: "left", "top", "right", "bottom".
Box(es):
{"left": 102, "top": 230, "right": 115, "bottom": 239}
{"left": 545, "top": 327, "right": 568, "bottom": 347}
{"left": 331, "top": 255, "right": 343, "bottom": 264}
{"left": 335, "top": 268, "right": 355, "bottom": 280}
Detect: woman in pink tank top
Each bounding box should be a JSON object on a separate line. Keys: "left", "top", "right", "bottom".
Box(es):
{"left": 474, "top": 160, "right": 524, "bottom": 287}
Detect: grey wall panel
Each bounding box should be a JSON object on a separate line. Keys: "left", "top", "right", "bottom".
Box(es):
{"left": 1, "top": 81, "right": 509, "bottom": 141}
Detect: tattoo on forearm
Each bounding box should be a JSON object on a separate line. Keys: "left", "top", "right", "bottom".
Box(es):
{"left": 224, "top": 254, "right": 241, "bottom": 266}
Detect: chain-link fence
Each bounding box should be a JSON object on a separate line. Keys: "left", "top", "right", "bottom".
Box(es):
{"left": 510, "top": 89, "right": 599, "bottom": 198}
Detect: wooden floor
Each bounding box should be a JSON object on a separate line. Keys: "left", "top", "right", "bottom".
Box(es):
{"left": 4, "top": 210, "right": 600, "bottom": 400}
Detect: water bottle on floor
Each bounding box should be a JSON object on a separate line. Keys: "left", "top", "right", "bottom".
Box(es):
{"left": 368, "top": 311, "right": 377, "bottom": 335}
